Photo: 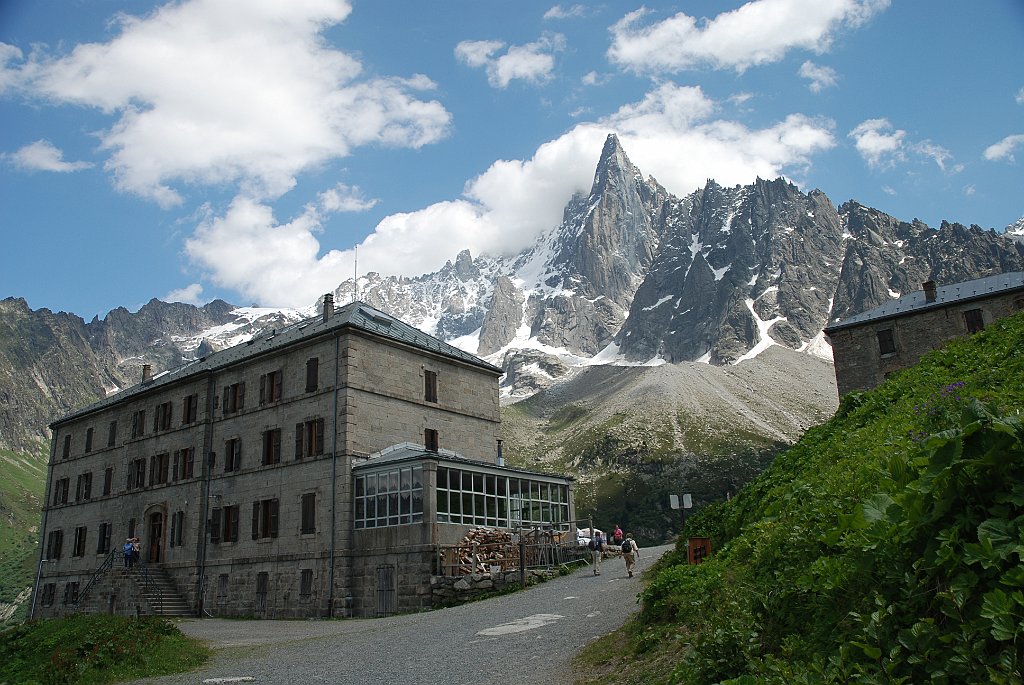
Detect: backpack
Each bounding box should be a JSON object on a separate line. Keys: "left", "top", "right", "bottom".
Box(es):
{"left": 588, "top": 538, "right": 597, "bottom": 551}
{"left": 123, "top": 542, "right": 133, "bottom": 554}
{"left": 621, "top": 540, "right": 632, "bottom": 554}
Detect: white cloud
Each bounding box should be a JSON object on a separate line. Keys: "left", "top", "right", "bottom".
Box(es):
{"left": 544, "top": 4, "right": 586, "bottom": 20}
{"left": 0, "top": 43, "right": 24, "bottom": 94}
{"left": 185, "top": 195, "right": 354, "bottom": 308}
{"left": 4, "top": 140, "right": 93, "bottom": 172}
{"left": 849, "top": 118, "right": 905, "bottom": 168}
{"left": 882, "top": 185, "right": 896, "bottom": 196}
{"left": 609, "top": 0, "right": 889, "bottom": 73}
{"left": 963, "top": 184, "right": 975, "bottom": 196}
{"left": 455, "top": 34, "right": 566, "bottom": 88}
{"left": 9, "top": 0, "right": 450, "bottom": 207}
{"left": 984, "top": 134, "right": 1024, "bottom": 163}
{"left": 799, "top": 60, "right": 838, "bottom": 93}
{"left": 1016, "top": 87, "right": 1024, "bottom": 105}
{"left": 316, "top": 183, "right": 378, "bottom": 213}
{"left": 911, "top": 141, "right": 956, "bottom": 172}
{"left": 164, "top": 283, "right": 205, "bottom": 305}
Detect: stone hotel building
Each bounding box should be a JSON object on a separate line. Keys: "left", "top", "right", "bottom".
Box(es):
{"left": 31, "top": 297, "right": 575, "bottom": 619}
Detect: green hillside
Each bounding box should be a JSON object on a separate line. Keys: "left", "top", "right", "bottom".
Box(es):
{"left": 0, "top": 447, "right": 47, "bottom": 626}
{"left": 583, "top": 310, "right": 1024, "bottom": 684}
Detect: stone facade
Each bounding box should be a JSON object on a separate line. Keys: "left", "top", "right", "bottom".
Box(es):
{"left": 31, "top": 299, "right": 572, "bottom": 620}
{"left": 825, "top": 273, "right": 1024, "bottom": 397}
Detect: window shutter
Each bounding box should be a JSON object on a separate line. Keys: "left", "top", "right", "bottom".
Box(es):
{"left": 271, "top": 499, "right": 279, "bottom": 538}
{"left": 315, "top": 419, "right": 325, "bottom": 455}
{"left": 306, "top": 358, "right": 318, "bottom": 392}
{"left": 170, "top": 514, "right": 177, "bottom": 548}
{"left": 259, "top": 374, "right": 266, "bottom": 405}
{"left": 223, "top": 386, "right": 231, "bottom": 413}
{"left": 273, "top": 429, "right": 281, "bottom": 462}
{"left": 295, "top": 423, "right": 304, "bottom": 459}
{"left": 210, "top": 508, "right": 221, "bottom": 543}
{"left": 238, "top": 382, "right": 245, "bottom": 410}
{"left": 252, "top": 502, "right": 260, "bottom": 539}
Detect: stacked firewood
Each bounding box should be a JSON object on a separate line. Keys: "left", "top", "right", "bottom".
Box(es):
{"left": 454, "top": 527, "right": 515, "bottom": 575}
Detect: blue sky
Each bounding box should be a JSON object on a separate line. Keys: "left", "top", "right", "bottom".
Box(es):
{"left": 1, "top": 0, "right": 1022, "bottom": 319}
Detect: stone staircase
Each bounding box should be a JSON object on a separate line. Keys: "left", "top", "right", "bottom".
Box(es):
{"left": 139, "top": 566, "right": 192, "bottom": 617}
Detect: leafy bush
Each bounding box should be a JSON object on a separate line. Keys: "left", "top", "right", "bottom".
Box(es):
{"left": 630, "top": 311, "right": 1024, "bottom": 683}
{"left": 0, "top": 614, "right": 208, "bottom": 685}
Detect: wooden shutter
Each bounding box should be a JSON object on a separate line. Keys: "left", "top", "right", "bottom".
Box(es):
{"left": 295, "top": 423, "right": 304, "bottom": 459}
{"left": 252, "top": 502, "right": 261, "bottom": 539}
{"left": 271, "top": 499, "right": 279, "bottom": 538}
{"left": 259, "top": 374, "right": 267, "bottom": 405}
{"left": 210, "top": 507, "right": 221, "bottom": 543}
{"left": 315, "top": 419, "right": 325, "bottom": 455}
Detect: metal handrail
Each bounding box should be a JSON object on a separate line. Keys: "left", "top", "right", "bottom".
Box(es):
{"left": 75, "top": 548, "right": 117, "bottom": 607}
{"left": 134, "top": 559, "right": 165, "bottom": 615}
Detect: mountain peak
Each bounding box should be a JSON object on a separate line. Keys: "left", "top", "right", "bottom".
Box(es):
{"left": 591, "top": 133, "right": 637, "bottom": 196}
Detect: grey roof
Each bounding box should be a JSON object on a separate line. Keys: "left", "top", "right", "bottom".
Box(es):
{"left": 825, "top": 271, "right": 1024, "bottom": 333}
{"left": 54, "top": 300, "right": 501, "bottom": 426}
{"left": 354, "top": 443, "right": 574, "bottom": 483}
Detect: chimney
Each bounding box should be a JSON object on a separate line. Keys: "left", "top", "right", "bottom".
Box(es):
{"left": 496, "top": 439, "right": 504, "bottom": 467}
{"left": 322, "top": 293, "right": 334, "bottom": 323}
{"left": 142, "top": 364, "right": 152, "bottom": 384}
{"left": 922, "top": 280, "right": 937, "bottom": 303}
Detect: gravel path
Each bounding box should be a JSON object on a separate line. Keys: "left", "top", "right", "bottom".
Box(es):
{"left": 128, "top": 545, "right": 673, "bottom": 685}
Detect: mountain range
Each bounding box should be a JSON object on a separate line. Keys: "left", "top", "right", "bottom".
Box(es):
{"left": 3, "top": 133, "right": 1024, "bottom": 454}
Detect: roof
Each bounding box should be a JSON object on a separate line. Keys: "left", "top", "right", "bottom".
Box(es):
{"left": 825, "top": 271, "right": 1024, "bottom": 333}
{"left": 354, "top": 442, "right": 574, "bottom": 483}
{"left": 54, "top": 300, "right": 501, "bottom": 426}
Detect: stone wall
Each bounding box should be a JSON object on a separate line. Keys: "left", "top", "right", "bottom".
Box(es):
{"left": 430, "top": 568, "right": 560, "bottom": 608}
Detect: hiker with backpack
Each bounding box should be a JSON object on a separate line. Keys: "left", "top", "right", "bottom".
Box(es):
{"left": 588, "top": 530, "right": 604, "bottom": 576}
{"left": 621, "top": 533, "right": 640, "bottom": 578}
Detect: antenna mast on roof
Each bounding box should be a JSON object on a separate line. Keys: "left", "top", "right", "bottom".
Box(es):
{"left": 354, "top": 245, "right": 359, "bottom": 303}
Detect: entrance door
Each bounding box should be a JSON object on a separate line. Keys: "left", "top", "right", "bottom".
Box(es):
{"left": 148, "top": 512, "right": 164, "bottom": 563}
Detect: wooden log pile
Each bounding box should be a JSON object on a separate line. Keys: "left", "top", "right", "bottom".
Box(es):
{"left": 452, "top": 527, "right": 515, "bottom": 575}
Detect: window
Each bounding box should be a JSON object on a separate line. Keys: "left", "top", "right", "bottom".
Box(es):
{"left": 131, "top": 409, "right": 146, "bottom": 438}
{"left": 154, "top": 402, "right": 173, "bottom": 431}
{"left": 964, "top": 308, "right": 985, "bottom": 333}
{"left": 75, "top": 472, "right": 92, "bottom": 501}
{"left": 295, "top": 419, "right": 325, "bottom": 459}
{"left": 53, "top": 477, "right": 70, "bottom": 505}
{"left": 107, "top": 421, "right": 117, "bottom": 447}
{"left": 354, "top": 466, "right": 424, "bottom": 529}
{"left": 424, "top": 369, "right": 438, "bottom": 403}
{"left": 169, "top": 510, "right": 185, "bottom": 548}
{"left": 85, "top": 427, "right": 94, "bottom": 453}
{"left": 97, "top": 522, "right": 112, "bottom": 554}
{"left": 46, "top": 529, "right": 63, "bottom": 560}
{"left": 62, "top": 582, "right": 80, "bottom": 606}
{"left": 216, "top": 574, "right": 229, "bottom": 603}
{"left": 259, "top": 371, "right": 283, "bottom": 405}
{"left": 223, "top": 382, "right": 245, "bottom": 415}
{"left": 40, "top": 583, "right": 56, "bottom": 607}
{"left": 877, "top": 329, "right": 896, "bottom": 356}
{"left": 173, "top": 448, "right": 195, "bottom": 480}
{"left": 301, "top": 493, "right": 316, "bottom": 534}
{"left": 149, "top": 453, "right": 170, "bottom": 486}
{"left": 211, "top": 505, "right": 239, "bottom": 544}
{"left": 103, "top": 467, "right": 113, "bottom": 496}
{"left": 128, "top": 518, "right": 137, "bottom": 539}
{"left": 424, "top": 428, "right": 439, "bottom": 452}
{"left": 223, "top": 505, "right": 240, "bottom": 542}
{"left": 262, "top": 429, "right": 281, "bottom": 466}
{"left": 72, "top": 526, "right": 87, "bottom": 557}
{"left": 182, "top": 393, "right": 199, "bottom": 425}
{"left": 300, "top": 569, "right": 313, "bottom": 598}
{"left": 255, "top": 572, "right": 269, "bottom": 612}
{"left": 306, "top": 357, "right": 319, "bottom": 392}
{"left": 225, "top": 438, "right": 242, "bottom": 472}
{"left": 252, "top": 498, "right": 280, "bottom": 539}
{"left": 127, "top": 458, "right": 146, "bottom": 489}
{"left": 62, "top": 434, "right": 71, "bottom": 459}
{"left": 435, "top": 467, "right": 569, "bottom": 528}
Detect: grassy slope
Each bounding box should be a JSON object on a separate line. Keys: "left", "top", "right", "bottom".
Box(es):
{"left": 578, "top": 310, "right": 1024, "bottom": 684}
{"left": 0, "top": 447, "right": 47, "bottom": 626}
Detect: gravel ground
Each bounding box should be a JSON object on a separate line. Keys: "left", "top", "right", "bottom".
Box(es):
{"left": 127, "top": 545, "right": 673, "bottom": 685}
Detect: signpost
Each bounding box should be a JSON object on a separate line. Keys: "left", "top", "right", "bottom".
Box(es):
{"left": 669, "top": 493, "right": 693, "bottom": 532}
